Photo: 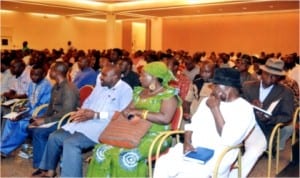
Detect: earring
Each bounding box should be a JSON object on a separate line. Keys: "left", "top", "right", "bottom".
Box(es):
{"left": 149, "top": 82, "right": 156, "bottom": 91}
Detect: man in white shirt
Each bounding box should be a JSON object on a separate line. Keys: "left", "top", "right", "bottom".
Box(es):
{"left": 2, "top": 59, "right": 31, "bottom": 99}
{"left": 0, "top": 56, "right": 14, "bottom": 95}
{"left": 154, "top": 68, "right": 256, "bottom": 178}
{"left": 33, "top": 65, "right": 133, "bottom": 177}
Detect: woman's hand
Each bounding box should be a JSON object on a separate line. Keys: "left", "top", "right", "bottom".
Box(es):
{"left": 70, "top": 108, "right": 94, "bottom": 122}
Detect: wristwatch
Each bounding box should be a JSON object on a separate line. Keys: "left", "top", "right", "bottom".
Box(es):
{"left": 94, "top": 112, "right": 100, "bottom": 119}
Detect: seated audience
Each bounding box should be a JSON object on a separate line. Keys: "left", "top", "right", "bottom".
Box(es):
{"left": 73, "top": 55, "right": 97, "bottom": 88}
{"left": 278, "top": 57, "right": 299, "bottom": 150}
{"left": 32, "top": 65, "right": 133, "bottom": 177}
{"left": 109, "top": 48, "right": 123, "bottom": 65}
{"left": 1, "top": 64, "right": 52, "bottom": 157}
{"left": 0, "top": 55, "right": 14, "bottom": 95}
{"left": 167, "top": 57, "right": 191, "bottom": 102}
{"left": 235, "top": 54, "right": 258, "bottom": 84}
{"left": 184, "top": 60, "right": 215, "bottom": 117}
{"left": 236, "top": 58, "right": 294, "bottom": 177}
{"left": 2, "top": 58, "right": 31, "bottom": 100}
{"left": 1, "top": 58, "right": 31, "bottom": 130}
{"left": 153, "top": 68, "right": 256, "bottom": 178}
{"left": 87, "top": 62, "right": 180, "bottom": 177}
{"left": 28, "top": 62, "right": 80, "bottom": 171}
{"left": 243, "top": 58, "right": 294, "bottom": 140}
{"left": 182, "top": 56, "right": 200, "bottom": 81}
{"left": 117, "top": 56, "right": 141, "bottom": 89}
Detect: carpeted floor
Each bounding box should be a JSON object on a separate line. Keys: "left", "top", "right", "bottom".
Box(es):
{"left": 1, "top": 139, "right": 298, "bottom": 177}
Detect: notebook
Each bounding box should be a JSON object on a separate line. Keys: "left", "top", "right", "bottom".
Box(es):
{"left": 184, "top": 146, "right": 214, "bottom": 164}
{"left": 252, "top": 99, "right": 280, "bottom": 118}
{"left": 2, "top": 99, "right": 21, "bottom": 106}
{"left": 3, "top": 108, "right": 30, "bottom": 120}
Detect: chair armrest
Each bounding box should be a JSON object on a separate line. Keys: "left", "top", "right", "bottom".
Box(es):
{"left": 212, "top": 143, "right": 243, "bottom": 178}
{"left": 147, "top": 130, "right": 184, "bottom": 178}
{"left": 32, "top": 104, "right": 48, "bottom": 118}
{"left": 267, "top": 122, "right": 285, "bottom": 177}
{"left": 292, "top": 107, "right": 300, "bottom": 145}
{"left": 57, "top": 112, "right": 74, "bottom": 129}
{"left": 155, "top": 130, "right": 185, "bottom": 159}
{"left": 11, "top": 99, "right": 28, "bottom": 112}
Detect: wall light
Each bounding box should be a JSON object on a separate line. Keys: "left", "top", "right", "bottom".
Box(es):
{"left": 73, "top": 0, "right": 106, "bottom": 6}
{"left": 29, "top": 12, "right": 60, "bottom": 18}
{"left": 73, "top": 17, "right": 106, "bottom": 22}
{"left": 0, "top": 9, "right": 15, "bottom": 13}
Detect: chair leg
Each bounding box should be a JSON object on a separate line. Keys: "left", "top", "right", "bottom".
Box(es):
{"left": 237, "top": 150, "right": 242, "bottom": 178}
{"left": 275, "top": 129, "right": 280, "bottom": 174}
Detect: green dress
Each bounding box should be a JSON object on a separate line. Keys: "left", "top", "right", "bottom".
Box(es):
{"left": 87, "top": 87, "right": 179, "bottom": 177}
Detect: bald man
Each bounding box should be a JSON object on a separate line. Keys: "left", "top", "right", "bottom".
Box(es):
{"left": 33, "top": 65, "right": 133, "bottom": 177}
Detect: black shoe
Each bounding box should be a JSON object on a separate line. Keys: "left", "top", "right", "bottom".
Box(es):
{"left": 31, "top": 169, "right": 45, "bottom": 177}
{"left": 0, "top": 152, "right": 7, "bottom": 159}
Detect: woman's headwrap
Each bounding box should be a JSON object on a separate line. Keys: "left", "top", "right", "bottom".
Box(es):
{"left": 143, "top": 61, "right": 175, "bottom": 87}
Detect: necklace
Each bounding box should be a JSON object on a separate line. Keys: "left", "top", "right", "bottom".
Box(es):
{"left": 149, "top": 86, "right": 164, "bottom": 95}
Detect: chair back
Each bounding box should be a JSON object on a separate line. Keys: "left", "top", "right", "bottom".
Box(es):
{"left": 170, "top": 106, "right": 183, "bottom": 131}
{"left": 79, "top": 85, "right": 94, "bottom": 106}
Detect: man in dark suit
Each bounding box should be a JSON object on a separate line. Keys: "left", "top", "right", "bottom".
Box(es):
{"left": 243, "top": 58, "right": 294, "bottom": 139}
{"left": 232, "top": 58, "right": 294, "bottom": 177}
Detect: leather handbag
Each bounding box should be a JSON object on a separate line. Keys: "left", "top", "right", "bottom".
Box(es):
{"left": 99, "top": 112, "right": 151, "bottom": 149}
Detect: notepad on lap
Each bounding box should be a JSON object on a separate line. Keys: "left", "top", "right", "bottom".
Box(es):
{"left": 3, "top": 108, "right": 30, "bottom": 120}
{"left": 2, "top": 99, "right": 21, "bottom": 106}
{"left": 184, "top": 147, "right": 214, "bottom": 164}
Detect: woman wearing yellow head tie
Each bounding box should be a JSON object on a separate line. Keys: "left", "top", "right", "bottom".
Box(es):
{"left": 87, "top": 61, "right": 181, "bottom": 177}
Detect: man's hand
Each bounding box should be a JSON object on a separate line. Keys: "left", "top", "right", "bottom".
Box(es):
{"left": 183, "top": 142, "right": 195, "bottom": 154}
{"left": 28, "top": 117, "right": 45, "bottom": 128}
{"left": 2, "top": 90, "right": 16, "bottom": 99}
{"left": 183, "top": 131, "right": 194, "bottom": 154}
{"left": 206, "top": 94, "right": 220, "bottom": 109}
{"left": 70, "top": 108, "right": 94, "bottom": 122}
{"left": 252, "top": 99, "right": 263, "bottom": 108}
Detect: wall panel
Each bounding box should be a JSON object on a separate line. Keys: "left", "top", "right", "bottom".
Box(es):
{"left": 162, "top": 11, "right": 299, "bottom": 55}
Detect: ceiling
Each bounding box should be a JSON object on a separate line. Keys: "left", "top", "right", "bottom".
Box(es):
{"left": 1, "top": 0, "right": 299, "bottom": 20}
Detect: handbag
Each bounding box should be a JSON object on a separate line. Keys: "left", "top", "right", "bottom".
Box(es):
{"left": 99, "top": 112, "right": 152, "bottom": 149}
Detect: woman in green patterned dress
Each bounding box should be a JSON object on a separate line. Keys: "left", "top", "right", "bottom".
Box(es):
{"left": 87, "top": 61, "right": 180, "bottom": 177}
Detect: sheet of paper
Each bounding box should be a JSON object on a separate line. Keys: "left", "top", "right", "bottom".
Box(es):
{"left": 35, "top": 121, "right": 58, "bottom": 128}
{"left": 266, "top": 99, "right": 280, "bottom": 114}
{"left": 3, "top": 108, "right": 30, "bottom": 120}
{"left": 2, "top": 99, "right": 21, "bottom": 106}
{"left": 253, "top": 105, "right": 272, "bottom": 116}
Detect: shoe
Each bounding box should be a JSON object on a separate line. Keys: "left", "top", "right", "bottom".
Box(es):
{"left": 0, "top": 152, "right": 7, "bottom": 159}
{"left": 31, "top": 169, "right": 46, "bottom": 177}
{"left": 18, "top": 150, "right": 32, "bottom": 159}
